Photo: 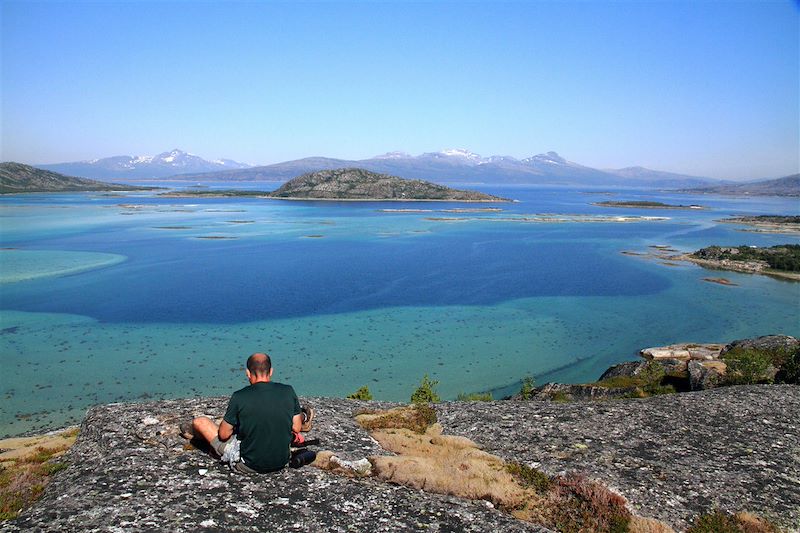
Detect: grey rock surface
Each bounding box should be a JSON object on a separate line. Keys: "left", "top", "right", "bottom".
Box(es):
{"left": 2, "top": 397, "right": 549, "bottom": 533}
{"left": 4, "top": 386, "right": 799, "bottom": 532}
{"left": 438, "top": 385, "right": 800, "bottom": 531}
{"left": 721, "top": 334, "right": 800, "bottom": 357}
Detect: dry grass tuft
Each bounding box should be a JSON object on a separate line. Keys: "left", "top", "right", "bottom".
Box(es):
{"left": 355, "top": 408, "right": 634, "bottom": 532}
{"left": 628, "top": 515, "right": 676, "bottom": 533}
{"left": 355, "top": 404, "right": 437, "bottom": 434}
{"left": 0, "top": 429, "right": 77, "bottom": 521}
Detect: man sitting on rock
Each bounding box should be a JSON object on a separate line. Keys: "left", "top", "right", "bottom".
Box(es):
{"left": 188, "top": 352, "right": 313, "bottom": 474}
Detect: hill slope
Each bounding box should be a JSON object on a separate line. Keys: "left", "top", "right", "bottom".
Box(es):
{"left": 0, "top": 162, "right": 154, "bottom": 193}
{"left": 680, "top": 174, "right": 800, "bottom": 197}
{"left": 267, "top": 168, "right": 509, "bottom": 201}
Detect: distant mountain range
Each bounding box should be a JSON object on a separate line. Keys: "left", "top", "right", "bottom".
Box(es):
{"left": 38, "top": 149, "right": 250, "bottom": 180}
{"left": 679, "top": 174, "right": 800, "bottom": 197}
{"left": 0, "top": 163, "right": 157, "bottom": 193}
{"left": 47, "top": 148, "right": 724, "bottom": 188}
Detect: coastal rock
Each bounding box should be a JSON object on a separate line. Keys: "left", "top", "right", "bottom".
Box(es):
{"left": 533, "top": 382, "right": 640, "bottom": 401}
{"left": 720, "top": 335, "right": 799, "bottom": 357}
{"left": 5, "top": 388, "right": 800, "bottom": 532}
{"left": 441, "top": 386, "right": 800, "bottom": 531}
{"left": 598, "top": 360, "right": 647, "bottom": 380}
{"left": 688, "top": 360, "right": 726, "bottom": 391}
{"left": 640, "top": 343, "right": 724, "bottom": 362}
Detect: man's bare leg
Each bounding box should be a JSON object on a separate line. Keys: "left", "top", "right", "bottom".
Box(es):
{"left": 192, "top": 416, "right": 220, "bottom": 444}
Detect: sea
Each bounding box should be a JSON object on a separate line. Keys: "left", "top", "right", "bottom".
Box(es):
{"left": 1, "top": 182, "right": 798, "bottom": 437}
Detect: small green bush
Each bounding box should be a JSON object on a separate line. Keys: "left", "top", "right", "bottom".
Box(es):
{"left": 776, "top": 346, "right": 800, "bottom": 384}
{"left": 722, "top": 348, "right": 774, "bottom": 385}
{"left": 346, "top": 385, "right": 373, "bottom": 400}
{"left": 519, "top": 375, "right": 536, "bottom": 400}
{"left": 410, "top": 374, "right": 440, "bottom": 404}
{"left": 456, "top": 392, "right": 493, "bottom": 401}
{"left": 686, "top": 509, "right": 753, "bottom": 533}
{"left": 506, "top": 462, "right": 552, "bottom": 494}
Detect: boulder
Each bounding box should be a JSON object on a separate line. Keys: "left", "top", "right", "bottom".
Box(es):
{"left": 598, "top": 361, "right": 647, "bottom": 381}
{"left": 688, "top": 360, "right": 726, "bottom": 391}
{"left": 720, "top": 335, "right": 799, "bottom": 357}
{"left": 640, "top": 343, "right": 724, "bottom": 361}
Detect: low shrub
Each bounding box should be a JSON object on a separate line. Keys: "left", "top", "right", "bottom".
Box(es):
{"left": 410, "top": 374, "right": 440, "bottom": 404}
{"left": 456, "top": 392, "right": 493, "bottom": 401}
{"left": 506, "top": 462, "right": 551, "bottom": 494}
{"left": 549, "top": 473, "right": 631, "bottom": 533}
{"left": 722, "top": 348, "right": 774, "bottom": 385}
{"left": 519, "top": 375, "right": 536, "bottom": 400}
{"left": 776, "top": 346, "right": 800, "bottom": 384}
{"left": 686, "top": 509, "right": 779, "bottom": 533}
{"left": 595, "top": 362, "right": 674, "bottom": 397}
{"left": 346, "top": 385, "right": 373, "bottom": 400}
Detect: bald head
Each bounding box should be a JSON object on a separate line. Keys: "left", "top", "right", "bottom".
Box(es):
{"left": 246, "top": 352, "right": 272, "bottom": 378}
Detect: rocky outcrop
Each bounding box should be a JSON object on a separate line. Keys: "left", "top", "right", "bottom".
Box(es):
{"left": 720, "top": 334, "right": 800, "bottom": 357}
{"left": 4, "top": 387, "right": 799, "bottom": 532}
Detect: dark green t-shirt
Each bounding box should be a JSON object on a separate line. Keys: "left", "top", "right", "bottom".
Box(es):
{"left": 223, "top": 381, "right": 301, "bottom": 473}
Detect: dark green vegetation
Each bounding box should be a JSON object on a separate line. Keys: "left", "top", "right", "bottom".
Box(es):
{"left": 518, "top": 376, "right": 536, "bottom": 400}
{"left": 722, "top": 345, "right": 800, "bottom": 386}
{"left": 0, "top": 162, "right": 156, "bottom": 194}
{"left": 410, "top": 374, "right": 441, "bottom": 404}
{"left": 594, "top": 200, "right": 700, "bottom": 208}
{"left": 455, "top": 392, "right": 493, "bottom": 401}
{"left": 505, "top": 462, "right": 552, "bottom": 494}
{"left": 346, "top": 386, "right": 373, "bottom": 401}
{"left": 268, "top": 168, "right": 510, "bottom": 201}
{"left": 594, "top": 361, "right": 676, "bottom": 397}
{"left": 725, "top": 215, "right": 800, "bottom": 224}
{"left": 692, "top": 244, "right": 800, "bottom": 272}
{"left": 681, "top": 173, "right": 800, "bottom": 197}
{"left": 686, "top": 509, "right": 779, "bottom": 533}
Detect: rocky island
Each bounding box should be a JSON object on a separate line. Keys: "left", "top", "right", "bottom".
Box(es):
{"left": 718, "top": 215, "right": 800, "bottom": 235}
{"left": 683, "top": 244, "right": 800, "bottom": 281}
{"left": 0, "top": 162, "right": 158, "bottom": 194}
{"left": 267, "top": 168, "right": 510, "bottom": 202}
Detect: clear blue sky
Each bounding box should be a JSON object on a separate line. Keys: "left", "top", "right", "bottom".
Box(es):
{"left": 1, "top": 1, "right": 798, "bottom": 180}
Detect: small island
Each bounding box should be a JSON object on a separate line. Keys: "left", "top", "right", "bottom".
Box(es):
{"left": 593, "top": 200, "right": 703, "bottom": 209}
{"left": 718, "top": 215, "right": 800, "bottom": 235}
{"left": 0, "top": 162, "right": 158, "bottom": 194}
{"left": 267, "top": 168, "right": 510, "bottom": 202}
{"left": 683, "top": 244, "right": 800, "bottom": 281}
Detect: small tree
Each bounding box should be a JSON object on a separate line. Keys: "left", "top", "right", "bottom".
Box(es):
{"left": 519, "top": 375, "right": 536, "bottom": 400}
{"left": 346, "top": 385, "right": 373, "bottom": 400}
{"left": 410, "top": 374, "right": 440, "bottom": 404}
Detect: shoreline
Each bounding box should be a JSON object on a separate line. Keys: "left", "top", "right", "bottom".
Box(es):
{"left": 675, "top": 253, "right": 800, "bottom": 282}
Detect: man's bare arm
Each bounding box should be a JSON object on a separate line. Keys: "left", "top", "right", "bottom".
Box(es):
{"left": 292, "top": 413, "right": 302, "bottom": 433}
{"left": 218, "top": 420, "right": 234, "bottom": 441}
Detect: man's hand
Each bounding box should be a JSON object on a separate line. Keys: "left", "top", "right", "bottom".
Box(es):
{"left": 292, "top": 413, "right": 302, "bottom": 433}
{"left": 218, "top": 420, "right": 234, "bottom": 441}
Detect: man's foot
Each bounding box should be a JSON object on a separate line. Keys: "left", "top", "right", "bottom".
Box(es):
{"left": 301, "top": 405, "right": 314, "bottom": 432}
{"left": 179, "top": 421, "right": 195, "bottom": 440}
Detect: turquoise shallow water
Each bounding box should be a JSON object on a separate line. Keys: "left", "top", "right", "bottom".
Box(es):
{"left": 1, "top": 185, "right": 798, "bottom": 436}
